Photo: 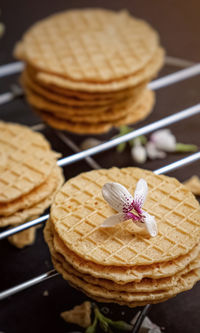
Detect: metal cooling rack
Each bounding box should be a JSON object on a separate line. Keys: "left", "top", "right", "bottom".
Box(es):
{"left": 0, "top": 58, "right": 200, "bottom": 333}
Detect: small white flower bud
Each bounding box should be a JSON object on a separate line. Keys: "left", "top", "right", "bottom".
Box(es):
{"left": 80, "top": 138, "right": 103, "bottom": 150}
{"left": 150, "top": 129, "right": 176, "bottom": 152}
{"left": 146, "top": 142, "right": 166, "bottom": 160}
{"left": 131, "top": 144, "right": 147, "bottom": 164}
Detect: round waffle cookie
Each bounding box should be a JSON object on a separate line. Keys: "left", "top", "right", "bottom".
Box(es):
{"left": 14, "top": 9, "right": 160, "bottom": 82}
{"left": 33, "top": 47, "right": 164, "bottom": 93}
{"left": 51, "top": 226, "right": 200, "bottom": 283}
{"left": 25, "top": 64, "right": 146, "bottom": 101}
{"left": 0, "top": 167, "right": 59, "bottom": 217}
{"left": 0, "top": 121, "right": 60, "bottom": 203}
{"left": 50, "top": 167, "right": 200, "bottom": 266}
{"left": 0, "top": 121, "right": 65, "bottom": 248}
{"left": 23, "top": 85, "right": 142, "bottom": 117}
{"left": 21, "top": 69, "right": 145, "bottom": 107}
{"left": 35, "top": 90, "right": 154, "bottom": 134}
{"left": 14, "top": 9, "right": 165, "bottom": 134}
{"left": 45, "top": 222, "right": 200, "bottom": 293}
{"left": 24, "top": 86, "right": 153, "bottom": 121}
{"left": 0, "top": 165, "right": 64, "bottom": 227}
{"left": 44, "top": 167, "right": 200, "bottom": 307}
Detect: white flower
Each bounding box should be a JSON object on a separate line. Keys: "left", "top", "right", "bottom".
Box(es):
{"left": 101, "top": 179, "right": 157, "bottom": 237}
{"left": 131, "top": 144, "right": 147, "bottom": 164}
{"left": 146, "top": 141, "right": 167, "bottom": 160}
{"left": 150, "top": 129, "right": 176, "bottom": 152}
{"left": 80, "top": 138, "right": 103, "bottom": 150}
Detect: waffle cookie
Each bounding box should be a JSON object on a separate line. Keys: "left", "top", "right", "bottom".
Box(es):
{"left": 14, "top": 9, "right": 165, "bottom": 134}
{"left": 0, "top": 121, "right": 64, "bottom": 248}
{"left": 44, "top": 167, "right": 200, "bottom": 307}
{"left": 34, "top": 90, "right": 154, "bottom": 134}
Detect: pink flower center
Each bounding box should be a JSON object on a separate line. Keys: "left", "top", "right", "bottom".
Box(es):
{"left": 126, "top": 211, "right": 141, "bottom": 221}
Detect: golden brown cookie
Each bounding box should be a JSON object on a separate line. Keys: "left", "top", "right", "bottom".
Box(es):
{"left": 0, "top": 163, "right": 64, "bottom": 227}
{"left": 34, "top": 90, "right": 154, "bottom": 134}
{"left": 0, "top": 121, "right": 60, "bottom": 203}
{"left": 15, "top": 9, "right": 160, "bottom": 82}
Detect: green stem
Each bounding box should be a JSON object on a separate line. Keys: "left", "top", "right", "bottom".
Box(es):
{"left": 94, "top": 306, "right": 132, "bottom": 331}
{"left": 176, "top": 143, "right": 198, "bottom": 152}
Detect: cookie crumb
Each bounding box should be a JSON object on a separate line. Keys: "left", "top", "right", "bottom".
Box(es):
{"left": 61, "top": 301, "right": 91, "bottom": 328}
{"left": 184, "top": 175, "right": 200, "bottom": 195}
{"left": 43, "top": 290, "right": 49, "bottom": 296}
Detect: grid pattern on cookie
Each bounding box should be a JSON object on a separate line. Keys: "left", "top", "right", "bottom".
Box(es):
{"left": 0, "top": 122, "right": 58, "bottom": 203}
{"left": 54, "top": 246, "right": 200, "bottom": 296}
{"left": 51, "top": 222, "right": 200, "bottom": 282}
{"left": 51, "top": 232, "right": 200, "bottom": 292}
{"left": 45, "top": 224, "right": 200, "bottom": 302}
{"left": 20, "top": 9, "right": 159, "bottom": 82}
{"left": 26, "top": 64, "right": 145, "bottom": 99}
{"left": 0, "top": 166, "right": 60, "bottom": 217}
{"left": 34, "top": 47, "right": 164, "bottom": 93}
{"left": 51, "top": 167, "right": 200, "bottom": 266}
{"left": 0, "top": 166, "right": 64, "bottom": 227}
{"left": 52, "top": 247, "right": 200, "bottom": 303}
{"left": 22, "top": 70, "right": 145, "bottom": 107}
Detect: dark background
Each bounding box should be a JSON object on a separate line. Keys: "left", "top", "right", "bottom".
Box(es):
{"left": 0, "top": 1, "right": 200, "bottom": 332}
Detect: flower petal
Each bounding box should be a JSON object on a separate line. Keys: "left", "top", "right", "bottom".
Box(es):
{"left": 146, "top": 142, "right": 166, "bottom": 160}
{"left": 131, "top": 144, "right": 147, "bottom": 164}
{"left": 133, "top": 179, "right": 148, "bottom": 213}
{"left": 150, "top": 129, "right": 176, "bottom": 152}
{"left": 142, "top": 211, "right": 158, "bottom": 237}
{"left": 101, "top": 212, "right": 128, "bottom": 228}
{"left": 102, "top": 182, "right": 134, "bottom": 213}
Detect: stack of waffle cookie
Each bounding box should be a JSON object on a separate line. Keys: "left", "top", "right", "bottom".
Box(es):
{"left": 14, "top": 9, "right": 165, "bottom": 134}
{"left": 44, "top": 167, "right": 200, "bottom": 307}
{"left": 0, "top": 121, "right": 64, "bottom": 248}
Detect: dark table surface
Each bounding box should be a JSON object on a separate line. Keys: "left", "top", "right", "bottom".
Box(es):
{"left": 0, "top": 1, "right": 200, "bottom": 333}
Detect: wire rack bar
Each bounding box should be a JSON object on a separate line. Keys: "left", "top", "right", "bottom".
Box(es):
{"left": 30, "top": 123, "right": 46, "bottom": 131}
{"left": 57, "top": 104, "right": 200, "bottom": 168}
{"left": 132, "top": 304, "right": 152, "bottom": 333}
{"left": 155, "top": 152, "right": 200, "bottom": 175}
{"left": 148, "top": 63, "right": 200, "bottom": 90}
{"left": 0, "top": 215, "right": 49, "bottom": 240}
{"left": 0, "top": 61, "right": 24, "bottom": 78}
{"left": 0, "top": 269, "right": 58, "bottom": 301}
{"left": 0, "top": 152, "right": 199, "bottom": 300}
{"left": 0, "top": 63, "right": 200, "bottom": 107}
{"left": 55, "top": 131, "right": 101, "bottom": 170}
{"left": 0, "top": 151, "right": 199, "bottom": 240}
{"left": 0, "top": 92, "right": 15, "bottom": 105}
{"left": 165, "top": 56, "right": 196, "bottom": 68}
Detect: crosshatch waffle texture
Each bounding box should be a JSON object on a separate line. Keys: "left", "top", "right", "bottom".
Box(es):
{"left": 14, "top": 8, "right": 165, "bottom": 134}
{"left": 0, "top": 165, "right": 64, "bottom": 227}
{"left": 50, "top": 167, "right": 200, "bottom": 266}
{"left": 24, "top": 47, "right": 164, "bottom": 93}
{"left": 44, "top": 167, "right": 200, "bottom": 307}
{"left": 0, "top": 121, "right": 60, "bottom": 203}
{"left": 14, "top": 9, "right": 160, "bottom": 82}
{"left": 0, "top": 121, "right": 64, "bottom": 248}
{"left": 0, "top": 167, "right": 59, "bottom": 217}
